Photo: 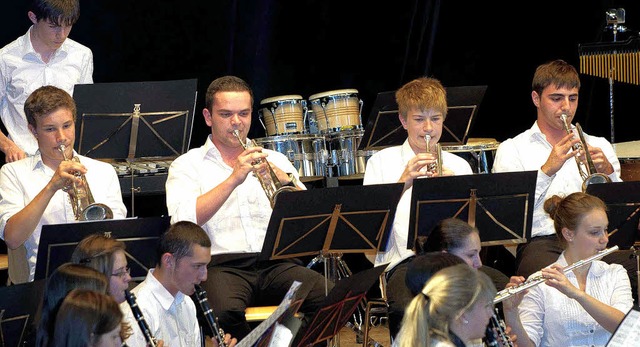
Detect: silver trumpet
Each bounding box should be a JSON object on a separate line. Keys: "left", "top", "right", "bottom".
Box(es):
{"left": 424, "top": 134, "right": 442, "bottom": 176}
{"left": 560, "top": 114, "right": 611, "bottom": 192}
{"left": 233, "top": 130, "right": 297, "bottom": 208}
{"left": 58, "top": 145, "right": 113, "bottom": 221}
{"left": 494, "top": 245, "right": 618, "bottom": 304}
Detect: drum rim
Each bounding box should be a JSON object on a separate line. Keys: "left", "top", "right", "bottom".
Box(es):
{"left": 440, "top": 142, "right": 500, "bottom": 151}
{"left": 260, "top": 95, "right": 304, "bottom": 104}
{"left": 309, "top": 89, "right": 359, "bottom": 100}
{"left": 325, "top": 128, "right": 365, "bottom": 137}
{"left": 253, "top": 134, "right": 325, "bottom": 142}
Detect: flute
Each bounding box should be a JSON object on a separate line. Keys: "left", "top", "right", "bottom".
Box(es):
{"left": 494, "top": 245, "right": 619, "bottom": 304}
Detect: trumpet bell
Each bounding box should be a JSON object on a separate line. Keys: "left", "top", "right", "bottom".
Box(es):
{"left": 582, "top": 173, "right": 611, "bottom": 192}
{"left": 81, "top": 203, "right": 114, "bottom": 221}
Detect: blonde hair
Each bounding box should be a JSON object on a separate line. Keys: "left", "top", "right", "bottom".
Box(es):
{"left": 395, "top": 77, "right": 447, "bottom": 120}
{"left": 395, "top": 264, "right": 496, "bottom": 347}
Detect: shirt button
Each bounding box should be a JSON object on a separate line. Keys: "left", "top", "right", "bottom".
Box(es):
{"left": 589, "top": 329, "right": 594, "bottom": 333}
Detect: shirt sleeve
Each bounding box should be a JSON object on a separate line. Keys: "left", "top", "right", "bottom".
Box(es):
{"left": 165, "top": 155, "right": 200, "bottom": 224}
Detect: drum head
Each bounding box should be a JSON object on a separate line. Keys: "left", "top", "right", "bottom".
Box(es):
{"left": 260, "top": 95, "right": 303, "bottom": 105}
{"left": 308, "top": 89, "right": 359, "bottom": 101}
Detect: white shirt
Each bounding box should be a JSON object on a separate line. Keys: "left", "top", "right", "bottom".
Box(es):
{"left": 0, "top": 152, "right": 126, "bottom": 281}
{"left": 0, "top": 26, "right": 93, "bottom": 155}
{"left": 492, "top": 122, "right": 621, "bottom": 238}
{"left": 121, "top": 269, "right": 201, "bottom": 347}
{"left": 363, "top": 140, "right": 473, "bottom": 270}
{"left": 165, "top": 135, "right": 305, "bottom": 254}
{"left": 518, "top": 252, "right": 633, "bottom": 347}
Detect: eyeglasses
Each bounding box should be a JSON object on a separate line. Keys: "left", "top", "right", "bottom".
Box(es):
{"left": 111, "top": 266, "right": 131, "bottom": 278}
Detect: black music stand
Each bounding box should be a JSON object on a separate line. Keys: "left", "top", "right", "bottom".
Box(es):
{"left": 73, "top": 79, "right": 197, "bottom": 203}
{"left": 33, "top": 216, "right": 170, "bottom": 282}
{"left": 258, "top": 183, "right": 404, "bottom": 267}
{"left": 359, "top": 85, "right": 488, "bottom": 150}
{"left": 0, "top": 280, "right": 45, "bottom": 347}
{"left": 237, "top": 281, "right": 306, "bottom": 347}
{"left": 294, "top": 265, "right": 387, "bottom": 347}
{"left": 586, "top": 181, "right": 640, "bottom": 249}
{"left": 73, "top": 79, "right": 197, "bottom": 159}
{"left": 408, "top": 171, "right": 537, "bottom": 249}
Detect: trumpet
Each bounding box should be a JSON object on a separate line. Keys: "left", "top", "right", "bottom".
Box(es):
{"left": 494, "top": 245, "right": 618, "bottom": 304}
{"left": 560, "top": 114, "right": 611, "bottom": 191}
{"left": 232, "top": 130, "right": 297, "bottom": 208}
{"left": 58, "top": 145, "right": 113, "bottom": 221}
{"left": 424, "top": 134, "right": 443, "bottom": 176}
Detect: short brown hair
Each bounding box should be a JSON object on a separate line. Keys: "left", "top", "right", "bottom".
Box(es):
{"left": 532, "top": 59, "right": 580, "bottom": 96}
{"left": 24, "top": 85, "right": 76, "bottom": 127}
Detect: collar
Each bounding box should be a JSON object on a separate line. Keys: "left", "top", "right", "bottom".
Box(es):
{"left": 146, "top": 268, "right": 185, "bottom": 311}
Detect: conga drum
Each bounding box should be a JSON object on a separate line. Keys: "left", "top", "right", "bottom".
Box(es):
{"left": 308, "top": 89, "right": 363, "bottom": 133}
{"left": 614, "top": 140, "right": 640, "bottom": 181}
{"left": 258, "top": 95, "right": 307, "bottom": 136}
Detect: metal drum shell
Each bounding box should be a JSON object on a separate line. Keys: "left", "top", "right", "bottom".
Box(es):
{"left": 254, "top": 134, "right": 327, "bottom": 177}
{"left": 440, "top": 139, "right": 500, "bottom": 174}
{"left": 326, "top": 129, "right": 365, "bottom": 177}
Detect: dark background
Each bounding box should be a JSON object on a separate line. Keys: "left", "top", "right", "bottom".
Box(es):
{"left": 2, "top": 0, "right": 639, "bottom": 150}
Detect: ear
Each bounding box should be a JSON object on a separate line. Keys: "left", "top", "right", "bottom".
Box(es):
{"left": 28, "top": 124, "right": 37, "bottom": 137}
{"left": 28, "top": 11, "right": 38, "bottom": 24}
{"left": 161, "top": 253, "right": 174, "bottom": 269}
{"left": 203, "top": 108, "right": 213, "bottom": 127}
{"left": 561, "top": 227, "right": 575, "bottom": 242}
{"left": 531, "top": 90, "right": 541, "bottom": 108}
{"left": 398, "top": 114, "right": 408, "bottom": 130}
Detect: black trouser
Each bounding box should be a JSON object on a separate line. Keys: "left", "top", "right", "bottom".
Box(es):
{"left": 384, "top": 257, "right": 415, "bottom": 340}
{"left": 200, "top": 253, "right": 330, "bottom": 341}
{"left": 515, "top": 235, "right": 563, "bottom": 279}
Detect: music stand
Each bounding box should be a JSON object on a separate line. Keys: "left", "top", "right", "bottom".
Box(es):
{"left": 294, "top": 264, "right": 387, "bottom": 347}
{"left": 258, "top": 183, "right": 404, "bottom": 280}
{"left": 237, "top": 281, "right": 306, "bottom": 347}
{"left": 586, "top": 181, "right": 640, "bottom": 249}
{"left": 359, "top": 85, "right": 488, "bottom": 150}
{"left": 73, "top": 79, "right": 197, "bottom": 203}
{"left": 0, "top": 280, "right": 45, "bottom": 347}
{"left": 408, "top": 171, "right": 537, "bottom": 249}
{"left": 34, "top": 216, "right": 170, "bottom": 282}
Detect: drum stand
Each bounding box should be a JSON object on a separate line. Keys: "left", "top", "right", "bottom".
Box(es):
{"left": 307, "top": 252, "right": 384, "bottom": 347}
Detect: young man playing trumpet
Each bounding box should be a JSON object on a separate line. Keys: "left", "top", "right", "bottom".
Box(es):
{"left": 362, "top": 76, "right": 473, "bottom": 339}
{"left": 165, "top": 75, "right": 328, "bottom": 340}
{"left": 0, "top": 86, "right": 126, "bottom": 284}
{"left": 492, "top": 59, "right": 622, "bottom": 280}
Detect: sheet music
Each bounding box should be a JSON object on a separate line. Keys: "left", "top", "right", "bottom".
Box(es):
{"left": 606, "top": 308, "right": 640, "bottom": 346}
{"left": 236, "top": 281, "right": 302, "bottom": 347}
{"left": 268, "top": 323, "right": 293, "bottom": 347}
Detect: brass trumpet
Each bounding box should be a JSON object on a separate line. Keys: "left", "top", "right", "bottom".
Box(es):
{"left": 560, "top": 114, "right": 611, "bottom": 191}
{"left": 424, "top": 134, "right": 443, "bottom": 176}
{"left": 233, "top": 130, "right": 297, "bottom": 208}
{"left": 59, "top": 145, "right": 113, "bottom": 221}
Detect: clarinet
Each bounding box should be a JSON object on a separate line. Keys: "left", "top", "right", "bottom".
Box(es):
{"left": 194, "top": 284, "right": 228, "bottom": 347}
{"left": 484, "top": 309, "right": 513, "bottom": 347}
{"left": 124, "top": 290, "right": 158, "bottom": 347}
